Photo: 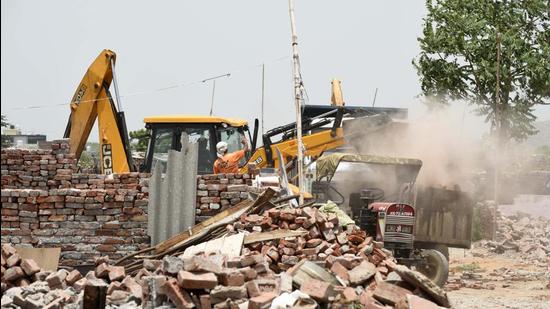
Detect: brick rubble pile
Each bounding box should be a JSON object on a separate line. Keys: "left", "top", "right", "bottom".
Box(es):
{"left": 1, "top": 202, "right": 451, "bottom": 308}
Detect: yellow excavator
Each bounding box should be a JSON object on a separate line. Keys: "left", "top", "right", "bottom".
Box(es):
{"left": 65, "top": 50, "right": 407, "bottom": 175}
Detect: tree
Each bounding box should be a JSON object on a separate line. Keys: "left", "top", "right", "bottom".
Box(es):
{"left": 414, "top": 0, "right": 549, "bottom": 141}
{"left": 1, "top": 115, "right": 12, "bottom": 148}
{"left": 129, "top": 129, "right": 150, "bottom": 152}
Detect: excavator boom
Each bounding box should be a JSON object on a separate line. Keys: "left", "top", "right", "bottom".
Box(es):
{"left": 64, "top": 50, "right": 133, "bottom": 174}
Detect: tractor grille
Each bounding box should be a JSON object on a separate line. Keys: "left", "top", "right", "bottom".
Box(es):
{"left": 384, "top": 214, "right": 414, "bottom": 248}
{"left": 386, "top": 215, "right": 415, "bottom": 226}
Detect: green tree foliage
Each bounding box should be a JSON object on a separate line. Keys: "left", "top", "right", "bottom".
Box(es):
{"left": 1, "top": 115, "right": 12, "bottom": 148}
{"left": 414, "top": 0, "right": 549, "bottom": 141}
{"left": 129, "top": 129, "right": 150, "bottom": 152}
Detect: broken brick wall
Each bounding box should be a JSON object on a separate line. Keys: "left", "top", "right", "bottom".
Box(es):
{"left": 1, "top": 140, "right": 77, "bottom": 190}
{"left": 1, "top": 141, "right": 253, "bottom": 266}
{"left": 1, "top": 173, "right": 150, "bottom": 267}
{"left": 195, "top": 173, "right": 253, "bottom": 223}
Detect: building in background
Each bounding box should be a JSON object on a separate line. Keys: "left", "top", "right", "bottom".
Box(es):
{"left": 1, "top": 125, "right": 46, "bottom": 149}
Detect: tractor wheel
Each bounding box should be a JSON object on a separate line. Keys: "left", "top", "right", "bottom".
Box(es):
{"left": 416, "top": 249, "right": 449, "bottom": 287}
{"left": 433, "top": 244, "right": 449, "bottom": 261}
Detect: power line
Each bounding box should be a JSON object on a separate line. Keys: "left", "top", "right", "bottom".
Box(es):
{"left": 6, "top": 55, "right": 290, "bottom": 112}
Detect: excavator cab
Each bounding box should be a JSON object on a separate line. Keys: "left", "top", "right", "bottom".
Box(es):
{"left": 142, "top": 115, "right": 257, "bottom": 174}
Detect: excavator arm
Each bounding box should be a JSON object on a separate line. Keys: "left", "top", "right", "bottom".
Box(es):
{"left": 64, "top": 49, "right": 133, "bottom": 174}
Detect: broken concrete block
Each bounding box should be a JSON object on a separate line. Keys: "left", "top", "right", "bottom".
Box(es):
{"left": 163, "top": 256, "right": 184, "bottom": 275}
{"left": 143, "top": 259, "right": 162, "bottom": 271}
{"left": 178, "top": 271, "right": 218, "bottom": 289}
{"left": 348, "top": 261, "right": 376, "bottom": 285}
{"left": 183, "top": 256, "right": 223, "bottom": 274}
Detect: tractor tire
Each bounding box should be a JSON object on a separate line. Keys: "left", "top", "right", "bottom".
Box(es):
{"left": 417, "top": 249, "right": 449, "bottom": 287}
{"left": 433, "top": 244, "right": 449, "bottom": 261}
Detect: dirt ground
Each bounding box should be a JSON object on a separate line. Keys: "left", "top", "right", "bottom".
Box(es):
{"left": 446, "top": 247, "right": 550, "bottom": 309}
{"left": 447, "top": 196, "right": 550, "bottom": 308}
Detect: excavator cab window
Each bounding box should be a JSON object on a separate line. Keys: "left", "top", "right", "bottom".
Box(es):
{"left": 150, "top": 128, "right": 175, "bottom": 173}
{"left": 144, "top": 122, "right": 250, "bottom": 174}
{"left": 217, "top": 126, "right": 249, "bottom": 167}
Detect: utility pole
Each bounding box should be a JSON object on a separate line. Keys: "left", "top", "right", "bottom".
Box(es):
{"left": 209, "top": 80, "right": 216, "bottom": 116}
{"left": 493, "top": 31, "right": 501, "bottom": 240}
{"left": 202, "top": 73, "right": 230, "bottom": 116}
{"left": 261, "top": 63, "right": 265, "bottom": 136}
{"left": 288, "top": 0, "right": 305, "bottom": 204}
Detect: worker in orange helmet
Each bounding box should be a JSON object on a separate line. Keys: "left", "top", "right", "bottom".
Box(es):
{"left": 213, "top": 138, "right": 249, "bottom": 174}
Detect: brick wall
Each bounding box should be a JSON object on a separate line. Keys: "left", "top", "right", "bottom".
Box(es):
{"left": 1, "top": 173, "right": 150, "bottom": 266}
{"left": 1, "top": 141, "right": 255, "bottom": 265}
{"left": 195, "top": 173, "right": 253, "bottom": 222}
{"left": 1, "top": 140, "right": 77, "bottom": 190}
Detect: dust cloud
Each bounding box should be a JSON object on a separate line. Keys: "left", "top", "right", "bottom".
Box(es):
{"left": 344, "top": 104, "right": 487, "bottom": 192}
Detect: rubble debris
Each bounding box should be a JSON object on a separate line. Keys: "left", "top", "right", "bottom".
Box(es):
{"left": 1, "top": 193, "right": 450, "bottom": 308}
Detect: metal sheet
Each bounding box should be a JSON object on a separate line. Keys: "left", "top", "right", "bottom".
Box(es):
{"left": 147, "top": 135, "right": 198, "bottom": 245}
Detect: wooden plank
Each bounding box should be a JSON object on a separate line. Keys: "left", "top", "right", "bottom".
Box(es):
{"left": 16, "top": 247, "right": 60, "bottom": 272}
{"left": 243, "top": 229, "right": 308, "bottom": 245}
{"left": 155, "top": 199, "right": 253, "bottom": 254}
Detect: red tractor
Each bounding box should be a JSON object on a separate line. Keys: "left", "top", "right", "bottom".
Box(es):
{"left": 312, "top": 153, "right": 450, "bottom": 286}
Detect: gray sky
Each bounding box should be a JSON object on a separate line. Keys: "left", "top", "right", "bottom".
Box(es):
{"left": 2, "top": 1, "right": 549, "bottom": 141}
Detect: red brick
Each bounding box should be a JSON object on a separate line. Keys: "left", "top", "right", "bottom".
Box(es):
{"left": 330, "top": 261, "right": 350, "bottom": 283}
{"left": 342, "top": 287, "right": 358, "bottom": 302}
{"left": 6, "top": 253, "right": 21, "bottom": 267}
{"left": 64, "top": 269, "right": 82, "bottom": 285}
{"left": 95, "top": 263, "right": 110, "bottom": 279}
{"left": 161, "top": 278, "right": 195, "bottom": 308}
{"left": 300, "top": 278, "right": 332, "bottom": 302}
{"left": 373, "top": 281, "right": 412, "bottom": 305}
{"left": 200, "top": 295, "right": 212, "bottom": 309}
{"left": 20, "top": 258, "right": 40, "bottom": 276}
{"left": 249, "top": 292, "right": 277, "bottom": 309}
{"left": 108, "top": 266, "right": 126, "bottom": 282}
{"left": 219, "top": 269, "right": 245, "bottom": 286}
{"left": 177, "top": 271, "right": 217, "bottom": 289}
{"left": 4, "top": 266, "right": 24, "bottom": 282}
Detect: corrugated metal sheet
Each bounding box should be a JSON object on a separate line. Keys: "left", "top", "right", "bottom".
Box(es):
{"left": 148, "top": 133, "right": 198, "bottom": 245}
